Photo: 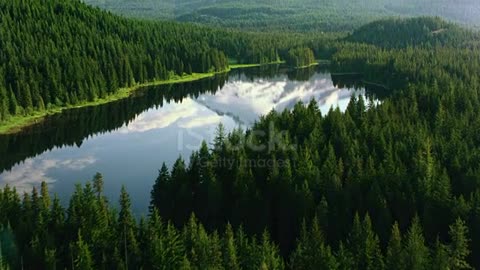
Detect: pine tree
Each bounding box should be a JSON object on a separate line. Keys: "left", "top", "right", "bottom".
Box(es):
{"left": 74, "top": 232, "right": 93, "bottom": 270}
{"left": 336, "top": 242, "right": 354, "bottom": 270}
{"left": 431, "top": 238, "right": 449, "bottom": 270}
{"left": 40, "top": 182, "right": 50, "bottom": 210}
{"left": 0, "top": 86, "right": 8, "bottom": 121}
{"left": 118, "top": 186, "right": 140, "bottom": 269}
{"left": 223, "top": 223, "right": 240, "bottom": 270}
{"left": 209, "top": 231, "right": 224, "bottom": 269}
{"left": 7, "top": 89, "right": 17, "bottom": 116}
{"left": 213, "top": 123, "right": 226, "bottom": 154}
{"left": 403, "top": 217, "right": 430, "bottom": 270}
{"left": 150, "top": 163, "right": 170, "bottom": 214}
{"left": 448, "top": 218, "right": 472, "bottom": 270}
{"left": 386, "top": 222, "right": 404, "bottom": 270}
{"left": 260, "top": 231, "right": 285, "bottom": 270}
{"left": 20, "top": 84, "right": 34, "bottom": 112}
{"left": 290, "top": 218, "right": 337, "bottom": 270}
{"left": 362, "top": 214, "right": 384, "bottom": 270}
{"left": 164, "top": 222, "right": 184, "bottom": 269}
{"left": 348, "top": 213, "right": 363, "bottom": 266}
{"left": 144, "top": 208, "right": 164, "bottom": 268}
{"left": 92, "top": 173, "right": 104, "bottom": 199}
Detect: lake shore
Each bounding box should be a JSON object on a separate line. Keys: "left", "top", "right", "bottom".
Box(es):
{"left": 0, "top": 62, "right": 283, "bottom": 135}
{"left": 293, "top": 62, "right": 321, "bottom": 69}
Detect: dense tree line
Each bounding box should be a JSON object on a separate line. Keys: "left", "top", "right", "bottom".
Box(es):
{"left": 0, "top": 0, "right": 333, "bottom": 125}
{"left": 346, "top": 17, "right": 479, "bottom": 49}
{"left": 86, "top": 0, "right": 394, "bottom": 32}
{"left": 0, "top": 74, "right": 228, "bottom": 173}
{"left": 0, "top": 65, "right": 321, "bottom": 174}
{"left": 0, "top": 0, "right": 229, "bottom": 123}
{"left": 85, "top": 0, "right": 480, "bottom": 32}
{"left": 0, "top": 180, "right": 284, "bottom": 269}
{"left": 285, "top": 48, "right": 316, "bottom": 68}
{"left": 0, "top": 179, "right": 472, "bottom": 269}
{"left": 148, "top": 19, "right": 480, "bottom": 269}
{"left": 3, "top": 8, "right": 480, "bottom": 270}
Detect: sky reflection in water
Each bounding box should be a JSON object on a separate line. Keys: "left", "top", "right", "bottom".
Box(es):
{"left": 0, "top": 68, "right": 367, "bottom": 214}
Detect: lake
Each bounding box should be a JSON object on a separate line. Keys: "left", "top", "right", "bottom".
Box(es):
{"left": 0, "top": 65, "right": 375, "bottom": 214}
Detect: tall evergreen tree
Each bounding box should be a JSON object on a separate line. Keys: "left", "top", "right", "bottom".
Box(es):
{"left": 223, "top": 223, "right": 240, "bottom": 270}
{"left": 73, "top": 232, "right": 93, "bottom": 270}
{"left": 448, "top": 218, "right": 472, "bottom": 270}
{"left": 118, "top": 186, "right": 140, "bottom": 269}
{"left": 403, "top": 217, "right": 430, "bottom": 270}
{"left": 385, "top": 222, "right": 404, "bottom": 270}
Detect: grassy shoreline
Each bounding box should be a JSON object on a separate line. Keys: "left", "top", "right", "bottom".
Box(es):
{"left": 0, "top": 62, "right": 283, "bottom": 135}
{"left": 229, "top": 60, "right": 285, "bottom": 69}
{"left": 293, "top": 62, "right": 320, "bottom": 69}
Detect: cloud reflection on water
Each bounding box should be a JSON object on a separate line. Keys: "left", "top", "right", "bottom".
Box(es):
{"left": 115, "top": 72, "right": 362, "bottom": 134}
{"left": 0, "top": 156, "right": 96, "bottom": 193}
{"left": 0, "top": 69, "right": 366, "bottom": 209}
{"left": 116, "top": 98, "right": 225, "bottom": 134}
{"left": 197, "top": 73, "right": 361, "bottom": 125}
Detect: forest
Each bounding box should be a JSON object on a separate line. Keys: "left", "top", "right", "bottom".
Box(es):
{"left": 3, "top": 20, "right": 480, "bottom": 266}
{"left": 84, "top": 0, "right": 480, "bottom": 32}
{"left": 2, "top": 0, "right": 480, "bottom": 269}
{"left": 285, "top": 48, "right": 316, "bottom": 68}
{"left": 0, "top": 0, "right": 331, "bottom": 128}
{"left": 0, "top": 179, "right": 472, "bottom": 269}
{"left": 0, "top": 65, "right": 324, "bottom": 174}
{"left": 346, "top": 17, "right": 479, "bottom": 49}
{"left": 149, "top": 16, "right": 480, "bottom": 269}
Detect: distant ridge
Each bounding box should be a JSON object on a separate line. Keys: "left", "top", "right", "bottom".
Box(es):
{"left": 347, "top": 17, "right": 476, "bottom": 48}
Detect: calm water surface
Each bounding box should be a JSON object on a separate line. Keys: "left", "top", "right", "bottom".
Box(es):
{"left": 0, "top": 66, "right": 375, "bottom": 214}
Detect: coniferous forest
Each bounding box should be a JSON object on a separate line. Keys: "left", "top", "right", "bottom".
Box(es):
{"left": 84, "top": 0, "right": 480, "bottom": 32}
{"left": 0, "top": 0, "right": 329, "bottom": 124}
{"left": 2, "top": 0, "right": 480, "bottom": 269}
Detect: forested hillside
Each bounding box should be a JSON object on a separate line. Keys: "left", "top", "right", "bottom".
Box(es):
{"left": 0, "top": 0, "right": 222, "bottom": 124}
{"left": 347, "top": 17, "right": 477, "bottom": 48}
{"left": 0, "top": 0, "right": 329, "bottom": 130}
{"left": 2, "top": 0, "right": 480, "bottom": 269}
{"left": 3, "top": 16, "right": 480, "bottom": 268}
{"left": 84, "top": 0, "right": 480, "bottom": 31}
{"left": 384, "top": 0, "right": 480, "bottom": 26}
{"left": 146, "top": 18, "right": 480, "bottom": 269}
{"left": 0, "top": 180, "right": 472, "bottom": 269}
{"left": 83, "top": 0, "right": 175, "bottom": 19}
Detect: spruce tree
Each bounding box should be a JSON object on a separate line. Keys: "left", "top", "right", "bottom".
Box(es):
{"left": 74, "top": 232, "right": 93, "bottom": 270}
{"left": 0, "top": 87, "right": 8, "bottom": 121}
{"left": 385, "top": 222, "right": 404, "bottom": 270}
{"left": 448, "top": 218, "right": 472, "bottom": 270}
{"left": 164, "top": 222, "right": 184, "bottom": 269}
{"left": 403, "top": 217, "right": 430, "bottom": 270}
{"left": 118, "top": 186, "right": 140, "bottom": 269}
{"left": 260, "top": 231, "right": 284, "bottom": 270}
{"left": 223, "top": 223, "right": 240, "bottom": 270}
{"left": 7, "top": 89, "right": 17, "bottom": 115}
{"left": 431, "top": 238, "right": 449, "bottom": 270}
{"left": 290, "top": 218, "right": 336, "bottom": 270}
{"left": 362, "top": 214, "right": 384, "bottom": 270}
{"left": 92, "top": 173, "right": 104, "bottom": 199}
